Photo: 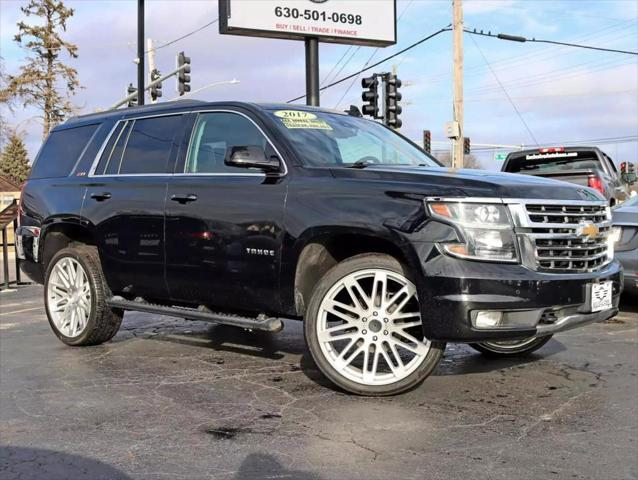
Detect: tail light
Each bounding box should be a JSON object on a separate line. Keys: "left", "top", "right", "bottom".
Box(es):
{"left": 588, "top": 176, "right": 604, "bottom": 195}
{"left": 17, "top": 181, "right": 27, "bottom": 227}
{"left": 539, "top": 147, "right": 565, "bottom": 154}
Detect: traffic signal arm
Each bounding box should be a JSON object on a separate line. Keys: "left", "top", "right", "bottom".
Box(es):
{"left": 110, "top": 62, "right": 191, "bottom": 110}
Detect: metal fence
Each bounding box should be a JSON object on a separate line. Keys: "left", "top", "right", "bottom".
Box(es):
{"left": 0, "top": 200, "right": 25, "bottom": 290}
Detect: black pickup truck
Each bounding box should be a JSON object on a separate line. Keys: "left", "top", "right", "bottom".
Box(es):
{"left": 17, "top": 101, "right": 622, "bottom": 395}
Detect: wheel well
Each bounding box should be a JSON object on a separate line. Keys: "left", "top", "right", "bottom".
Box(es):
{"left": 42, "top": 224, "right": 95, "bottom": 270}
{"left": 294, "top": 234, "right": 409, "bottom": 316}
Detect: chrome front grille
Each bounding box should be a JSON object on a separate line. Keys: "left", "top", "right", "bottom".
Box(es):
{"left": 509, "top": 200, "right": 612, "bottom": 273}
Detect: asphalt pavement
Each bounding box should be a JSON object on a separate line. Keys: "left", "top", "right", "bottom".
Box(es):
{"left": 1, "top": 285, "right": 637, "bottom": 480}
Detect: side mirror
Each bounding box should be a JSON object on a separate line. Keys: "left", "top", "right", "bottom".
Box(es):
{"left": 226, "top": 146, "right": 281, "bottom": 173}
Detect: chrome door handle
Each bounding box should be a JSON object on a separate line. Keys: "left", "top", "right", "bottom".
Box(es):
{"left": 170, "top": 193, "right": 198, "bottom": 204}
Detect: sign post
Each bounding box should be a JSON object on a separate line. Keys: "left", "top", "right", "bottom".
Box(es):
{"left": 305, "top": 37, "right": 320, "bottom": 106}
{"left": 219, "top": 0, "right": 397, "bottom": 106}
{"left": 493, "top": 152, "right": 508, "bottom": 162}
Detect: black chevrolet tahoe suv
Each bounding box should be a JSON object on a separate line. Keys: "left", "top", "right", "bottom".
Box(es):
{"left": 17, "top": 100, "right": 623, "bottom": 396}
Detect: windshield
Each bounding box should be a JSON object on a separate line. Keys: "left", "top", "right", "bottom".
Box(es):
{"left": 266, "top": 109, "right": 440, "bottom": 168}
{"left": 505, "top": 152, "right": 602, "bottom": 174}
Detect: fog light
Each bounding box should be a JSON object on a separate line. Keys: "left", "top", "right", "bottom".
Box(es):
{"left": 474, "top": 311, "right": 503, "bottom": 329}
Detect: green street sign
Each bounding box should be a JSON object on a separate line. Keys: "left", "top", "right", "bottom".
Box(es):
{"left": 493, "top": 152, "right": 508, "bottom": 162}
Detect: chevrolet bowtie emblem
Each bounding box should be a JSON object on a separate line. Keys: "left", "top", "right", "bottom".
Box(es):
{"left": 576, "top": 221, "right": 599, "bottom": 241}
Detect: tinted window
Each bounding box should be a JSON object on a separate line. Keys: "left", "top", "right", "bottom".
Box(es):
{"left": 118, "top": 115, "right": 182, "bottom": 174}
{"left": 105, "top": 122, "right": 133, "bottom": 175}
{"left": 505, "top": 151, "right": 603, "bottom": 174}
{"left": 185, "top": 113, "right": 269, "bottom": 174}
{"left": 94, "top": 122, "right": 126, "bottom": 175}
{"left": 31, "top": 124, "right": 99, "bottom": 179}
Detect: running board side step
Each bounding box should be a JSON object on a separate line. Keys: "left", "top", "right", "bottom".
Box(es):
{"left": 107, "top": 296, "right": 284, "bottom": 333}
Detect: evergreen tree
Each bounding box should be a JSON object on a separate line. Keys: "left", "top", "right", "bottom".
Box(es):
{"left": 1, "top": 0, "right": 79, "bottom": 139}
{"left": 0, "top": 133, "right": 31, "bottom": 184}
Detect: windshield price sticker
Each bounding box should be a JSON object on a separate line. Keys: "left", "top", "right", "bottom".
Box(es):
{"left": 275, "top": 110, "right": 333, "bottom": 130}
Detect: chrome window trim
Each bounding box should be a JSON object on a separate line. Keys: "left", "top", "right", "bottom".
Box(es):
{"left": 86, "top": 109, "right": 288, "bottom": 178}
{"left": 100, "top": 121, "right": 130, "bottom": 176}
{"left": 180, "top": 109, "right": 288, "bottom": 177}
{"left": 88, "top": 112, "right": 189, "bottom": 178}
{"left": 88, "top": 122, "right": 121, "bottom": 177}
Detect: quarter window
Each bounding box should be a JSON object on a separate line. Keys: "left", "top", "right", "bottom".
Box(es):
{"left": 31, "top": 124, "right": 99, "bottom": 179}
{"left": 185, "top": 112, "right": 271, "bottom": 174}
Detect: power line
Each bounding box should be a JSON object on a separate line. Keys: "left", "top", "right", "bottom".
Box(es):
{"left": 145, "top": 18, "right": 218, "bottom": 54}
{"left": 332, "top": 0, "right": 414, "bottom": 108}
{"left": 469, "top": 35, "right": 539, "bottom": 147}
{"left": 320, "top": 46, "right": 354, "bottom": 86}
{"left": 464, "top": 28, "right": 638, "bottom": 55}
{"left": 286, "top": 26, "right": 451, "bottom": 103}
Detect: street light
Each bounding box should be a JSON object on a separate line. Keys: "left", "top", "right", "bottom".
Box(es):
{"left": 168, "top": 79, "right": 240, "bottom": 101}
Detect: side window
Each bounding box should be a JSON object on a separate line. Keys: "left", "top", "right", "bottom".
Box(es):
{"left": 185, "top": 112, "right": 269, "bottom": 174}
{"left": 30, "top": 124, "right": 99, "bottom": 179}
{"left": 335, "top": 130, "right": 410, "bottom": 165}
{"left": 95, "top": 121, "right": 127, "bottom": 175}
{"left": 119, "top": 115, "right": 183, "bottom": 174}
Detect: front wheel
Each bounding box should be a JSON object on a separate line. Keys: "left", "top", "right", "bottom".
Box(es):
{"left": 304, "top": 254, "right": 445, "bottom": 396}
{"left": 469, "top": 335, "right": 553, "bottom": 357}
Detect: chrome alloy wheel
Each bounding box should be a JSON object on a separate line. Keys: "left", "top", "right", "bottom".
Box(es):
{"left": 316, "top": 268, "right": 431, "bottom": 386}
{"left": 46, "top": 257, "right": 91, "bottom": 338}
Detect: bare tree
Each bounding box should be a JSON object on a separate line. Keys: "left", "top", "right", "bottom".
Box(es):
{"left": 434, "top": 151, "right": 483, "bottom": 169}
{"left": 1, "top": 0, "right": 79, "bottom": 139}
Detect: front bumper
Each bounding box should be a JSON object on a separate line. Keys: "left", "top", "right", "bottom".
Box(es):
{"left": 412, "top": 243, "right": 623, "bottom": 342}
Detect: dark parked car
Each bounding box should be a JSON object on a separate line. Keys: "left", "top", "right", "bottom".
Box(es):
{"left": 612, "top": 196, "right": 638, "bottom": 293}
{"left": 501, "top": 146, "right": 633, "bottom": 206}
{"left": 17, "top": 101, "right": 623, "bottom": 395}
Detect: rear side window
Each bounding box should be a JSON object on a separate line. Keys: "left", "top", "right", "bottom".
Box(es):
{"left": 505, "top": 151, "right": 602, "bottom": 174}
{"left": 30, "top": 124, "right": 99, "bottom": 179}
{"left": 94, "top": 115, "right": 182, "bottom": 175}
{"left": 120, "top": 116, "right": 182, "bottom": 174}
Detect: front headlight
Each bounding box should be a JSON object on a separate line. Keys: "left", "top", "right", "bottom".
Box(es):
{"left": 427, "top": 200, "right": 519, "bottom": 263}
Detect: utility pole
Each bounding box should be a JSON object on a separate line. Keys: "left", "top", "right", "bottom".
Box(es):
{"left": 137, "top": 0, "right": 145, "bottom": 106}
{"left": 147, "top": 38, "right": 156, "bottom": 103}
{"left": 452, "top": 0, "right": 464, "bottom": 168}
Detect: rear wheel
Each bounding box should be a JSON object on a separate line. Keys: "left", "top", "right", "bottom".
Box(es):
{"left": 304, "top": 254, "right": 445, "bottom": 396}
{"left": 469, "top": 335, "right": 552, "bottom": 357}
{"left": 44, "top": 245, "right": 123, "bottom": 346}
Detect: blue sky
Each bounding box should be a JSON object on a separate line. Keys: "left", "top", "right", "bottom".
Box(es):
{"left": 1, "top": 0, "right": 637, "bottom": 170}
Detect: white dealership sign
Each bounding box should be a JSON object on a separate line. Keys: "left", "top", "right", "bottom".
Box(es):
{"left": 219, "top": 0, "right": 397, "bottom": 46}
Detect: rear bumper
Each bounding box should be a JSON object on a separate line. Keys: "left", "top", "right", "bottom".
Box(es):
{"left": 413, "top": 244, "right": 623, "bottom": 342}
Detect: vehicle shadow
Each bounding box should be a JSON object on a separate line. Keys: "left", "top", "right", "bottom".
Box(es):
{"left": 146, "top": 320, "right": 307, "bottom": 360}
{"left": 233, "top": 453, "right": 323, "bottom": 480}
{"left": 619, "top": 291, "right": 638, "bottom": 314}
{"left": 435, "top": 340, "right": 568, "bottom": 376}
{"left": 0, "top": 446, "right": 132, "bottom": 480}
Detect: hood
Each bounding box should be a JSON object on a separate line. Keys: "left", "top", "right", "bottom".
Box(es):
{"left": 329, "top": 166, "right": 606, "bottom": 202}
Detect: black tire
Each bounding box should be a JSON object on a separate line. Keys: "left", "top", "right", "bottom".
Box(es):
{"left": 44, "top": 245, "right": 123, "bottom": 346}
{"left": 469, "top": 335, "right": 553, "bottom": 357}
{"left": 304, "top": 253, "right": 446, "bottom": 396}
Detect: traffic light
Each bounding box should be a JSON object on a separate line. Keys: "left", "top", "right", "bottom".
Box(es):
{"left": 384, "top": 73, "right": 402, "bottom": 129}
{"left": 423, "top": 130, "right": 432, "bottom": 154}
{"left": 150, "top": 68, "right": 162, "bottom": 102}
{"left": 177, "top": 51, "right": 191, "bottom": 96}
{"left": 463, "top": 137, "right": 471, "bottom": 155}
{"left": 361, "top": 75, "right": 379, "bottom": 119}
{"left": 126, "top": 83, "right": 137, "bottom": 108}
